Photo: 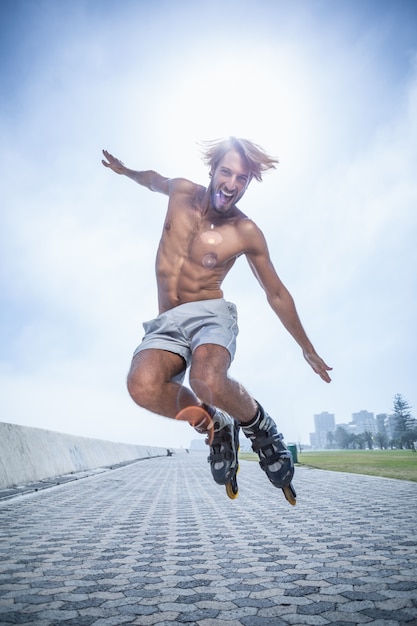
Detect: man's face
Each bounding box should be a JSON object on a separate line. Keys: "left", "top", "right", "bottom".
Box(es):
{"left": 210, "top": 150, "right": 251, "bottom": 214}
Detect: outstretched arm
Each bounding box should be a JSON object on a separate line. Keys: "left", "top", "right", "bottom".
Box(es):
{"left": 101, "top": 150, "right": 170, "bottom": 194}
{"left": 244, "top": 223, "right": 332, "bottom": 383}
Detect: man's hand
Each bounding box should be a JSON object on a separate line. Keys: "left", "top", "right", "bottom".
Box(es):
{"left": 303, "top": 350, "right": 332, "bottom": 383}
{"left": 102, "top": 150, "right": 126, "bottom": 175}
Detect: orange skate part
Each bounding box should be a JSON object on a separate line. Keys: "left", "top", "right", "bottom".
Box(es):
{"left": 175, "top": 405, "right": 214, "bottom": 445}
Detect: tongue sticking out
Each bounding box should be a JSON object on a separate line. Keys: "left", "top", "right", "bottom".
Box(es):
{"left": 216, "top": 190, "right": 233, "bottom": 207}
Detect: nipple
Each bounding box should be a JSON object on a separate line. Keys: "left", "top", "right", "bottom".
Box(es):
{"left": 202, "top": 252, "right": 218, "bottom": 269}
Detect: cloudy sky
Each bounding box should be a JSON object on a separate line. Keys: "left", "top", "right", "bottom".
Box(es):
{"left": 1, "top": 0, "right": 416, "bottom": 449}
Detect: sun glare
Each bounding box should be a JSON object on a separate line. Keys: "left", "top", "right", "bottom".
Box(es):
{"left": 155, "top": 49, "right": 309, "bottom": 166}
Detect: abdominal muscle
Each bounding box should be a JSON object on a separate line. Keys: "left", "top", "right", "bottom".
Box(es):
{"left": 155, "top": 239, "right": 239, "bottom": 313}
{"left": 156, "top": 252, "right": 229, "bottom": 313}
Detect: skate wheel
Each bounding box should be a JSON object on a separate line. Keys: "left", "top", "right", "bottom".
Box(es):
{"left": 282, "top": 484, "right": 297, "bottom": 506}
{"left": 225, "top": 462, "right": 239, "bottom": 500}
{"left": 175, "top": 406, "right": 214, "bottom": 445}
{"left": 226, "top": 478, "right": 239, "bottom": 499}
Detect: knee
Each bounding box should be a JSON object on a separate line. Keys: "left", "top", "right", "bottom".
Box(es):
{"left": 189, "top": 345, "right": 231, "bottom": 403}
{"left": 127, "top": 366, "right": 158, "bottom": 409}
{"left": 189, "top": 365, "right": 227, "bottom": 403}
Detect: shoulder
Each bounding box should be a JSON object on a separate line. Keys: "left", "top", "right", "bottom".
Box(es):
{"left": 235, "top": 215, "right": 264, "bottom": 238}
{"left": 167, "top": 178, "right": 206, "bottom": 213}
{"left": 169, "top": 177, "right": 202, "bottom": 195}
{"left": 235, "top": 215, "right": 268, "bottom": 253}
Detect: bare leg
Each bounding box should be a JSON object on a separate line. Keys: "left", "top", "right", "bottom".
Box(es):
{"left": 127, "top": 349, "right": 197, "bottom": 418}
{"left": 189, "top": 344, "right": 257, "bottom": 423}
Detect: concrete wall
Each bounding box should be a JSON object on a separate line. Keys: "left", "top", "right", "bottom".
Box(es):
{"left": 0, "top": 422, "right": 182, "bottom": 489}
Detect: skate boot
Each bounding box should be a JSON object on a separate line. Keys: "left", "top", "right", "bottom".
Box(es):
{"left": 241, "top": 404, "right": 294, "bottom": 489}
{"left": 175, "top": 404, "right": 239, "bottom": 486}
{"left": 207, "top": 409, "right": 239, "bottom": 486}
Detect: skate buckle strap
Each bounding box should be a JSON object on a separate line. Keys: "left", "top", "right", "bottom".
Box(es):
{"left": 250, "top": 434, "right": 285, "bottom": 452}
{"left": 258, "top": 450, "right": 291, "bottom": 469}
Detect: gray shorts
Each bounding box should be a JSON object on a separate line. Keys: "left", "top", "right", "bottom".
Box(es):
{"left": 133, "top": 299, "right": 239, "bottom": 382}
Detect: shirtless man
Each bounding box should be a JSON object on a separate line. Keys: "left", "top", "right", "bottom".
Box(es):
{"left": 102, "top": 137, "right": 332, "bottom": 492}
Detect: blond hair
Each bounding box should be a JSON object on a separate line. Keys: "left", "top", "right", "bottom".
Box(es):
{"left": 200, "top": 137, "right": 278, "bottom": 182}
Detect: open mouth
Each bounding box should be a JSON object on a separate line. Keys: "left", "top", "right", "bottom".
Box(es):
{"left": 215, "top": 190, "right": 234, "bottom": 207}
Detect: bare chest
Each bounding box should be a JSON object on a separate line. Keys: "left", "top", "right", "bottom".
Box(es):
{"left": 160, "top": 210, "right": 242, "bottom": 269}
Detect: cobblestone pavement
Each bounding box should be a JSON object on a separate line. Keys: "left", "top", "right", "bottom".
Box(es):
{"left": 1, "top": 452, "right": 416, "bottom": 626}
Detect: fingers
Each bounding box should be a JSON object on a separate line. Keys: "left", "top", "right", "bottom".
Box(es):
{"left": 101, "top": 149, "right": 123, "bottom": 172}
{"left": 305, "top": 352, "right": 332, "bottom": 383}
{"left": 318, "top": 362, "right": 332, "bottom": 383}
{"left": 320, "top": 369, "right": 332, "bottom": 383}
{"left": 102, "top": 149, "right": 116, "bottom": 164}
{"left": 102, "top": 149, "right": 111, "bottom": 167}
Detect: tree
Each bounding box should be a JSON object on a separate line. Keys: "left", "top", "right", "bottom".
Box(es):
{"left": 355, "top": 433, "right": 366, "bottom": 450}
{"left": 393, "top": 393, "right": 412, "bottom": 433}
{"left": 335, "top": 426, "right": 351, "bottom": 449}
{"left": 375, "top": 432, "right": 388, "bottom": 450}
{"left": 392, "top": 394, "right": 415, "bottom": 449}
{"left": 363, "top": 430, "right": 374, "bottom": 450}
{"left": 397, "top": 428, "right": 417, "bottom": 451}
{"left": 326, "top": 431, "right": 335, "bottom": 448}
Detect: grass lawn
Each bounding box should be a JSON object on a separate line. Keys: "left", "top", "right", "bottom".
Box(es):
{"left": 240, "top": 449, "right": 417, "bottom": 482}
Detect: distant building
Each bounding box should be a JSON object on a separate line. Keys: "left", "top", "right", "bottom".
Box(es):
{"left": 384, "top": 414, "right": 397, "bottom": 440}
{"left": 351, "top": 410, "right": 376, "bottom": 435}
{"left": 309, "top": 432, "right": 320, "bottom": 448}
{"left": 314, "top": 412, "right": 336, "bottom": 433}
{"left": 310, "top": 407, "right": 414, "bottom": 449}
{"left": 376, "top": 413, "right": 388, "bottom": 435}
{"left": 337, "top": 422, "right": 355, "bottom": 433}
{"left": 310, "top": 412, "right": 336, "bottom": 448}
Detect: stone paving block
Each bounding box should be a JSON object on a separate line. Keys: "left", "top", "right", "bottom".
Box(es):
{"left": 234, "top": 597, "right": 276, "bottom": 609}
{"left": 323, "top": 611, "right": 372, "bottom": 624}
{"left": 159, "top": 600, "right": 204, "bottom": 612}
{"left": 213, "top": 590, "right": 250, "bottom": 602}
{"left": 215, "top": 606, "right": 258, "bottom": 620}
{"left": 375, "top": 597, "right": 415, "bottom": 611}
{"left": 341, "top": 591, "right": 387, "bottom": 602}
{"left": 361, "top": 621, "right": 402, "bottom": 626}
{"left": 240, "top": 617, "right": 290, "bottom": 625}
{"left": 267, "top": 595, "right": 312, "bottom": 607}
{"left": 308, "top": 593, "right": 349, "bottom": 605}
{"left": 131, "top": 611, "right": 181, "bottom": 625}
{"left": 86, "top": 616, "right": 137, "bottom": 626}
{"left": 280, "top": 613, "right": 330, "bottom": 625}
{"left": 283, "top": 585, "right": 322, "bottom": 597}
{"left": 363, "top": 607, "right": 417, "bottom": 622}
{"left": 351, "top": 582, "right": 390, "bottom": 593}
{"left": 31, "top": 608, "right": 79, "bottom": 621}
{"left": 137, "top": 622, "right": 180, "bottom": 626}
{"left": 317, "top": 584, "right": 354, "bottom": 596}
{"left": 199, "top": 619, "right": 242, "bottom": 626}
{"left": 297, "top": 600, "right": 336, "bottom": 615}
